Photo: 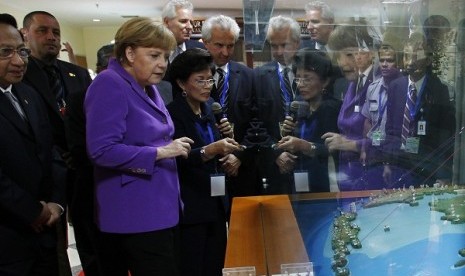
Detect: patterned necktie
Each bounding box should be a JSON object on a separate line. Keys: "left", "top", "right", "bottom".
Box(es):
{"left": 356, "top": 73, "right": 365, "bottom": 93}
{"left": 4, "top": 90, "right": 27, "bottom": 121}
{"left": 44, "top": 65, "right": 65, "bottom": 115}
{"left": 215, "top": 68, "right": 229, "bottom": 113}
{"left": 282, "top": 67, "right": 293, "bottom": 114}
{"left": 401, "top": 84, "right": 418, "bottom": 145}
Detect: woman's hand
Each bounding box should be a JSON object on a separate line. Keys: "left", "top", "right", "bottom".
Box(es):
{"left": 216, "top": 118, "right": 234, "bottom": 138}
{"left": 205, "top": 138, "right": 243, "bottom": 158}
{"left": 280, "top": 115, "right": 296, "bottom": 137}
{"left": 275, "top": 152, "right": 297, "bottom": 174}
{"left": 276, "top": 136, "right": 307, "bottom": 154}
{"left": 157, "top": 137, "right": 194, "bottom": 160}
{"left": 220, "top": 154, "right": 241, "bottom": 176}
{"left": 321, "top": 132, "right": 358, "bottom": 152}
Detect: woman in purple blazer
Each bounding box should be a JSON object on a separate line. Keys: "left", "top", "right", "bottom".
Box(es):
{"left": 85, "top": 17, "right": 193, "bottom": 275}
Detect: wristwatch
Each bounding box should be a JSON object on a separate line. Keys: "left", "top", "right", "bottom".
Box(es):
{"left": 200, "top": 147, "right": 212, "bottom": 160}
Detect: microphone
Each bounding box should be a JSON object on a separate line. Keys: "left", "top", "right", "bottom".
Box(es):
{"left": 211, "top": 102, "right": 225, "bottom": 125}
{"left": 281, "top": 101, "right": 306, "bottom": 136}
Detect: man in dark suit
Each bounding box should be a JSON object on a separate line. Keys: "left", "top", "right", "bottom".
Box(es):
{"left": 21, "top": 11, "right": 95, "bottom": 276}
{"left": 304, "top": 1, "right": 335, "bottom": 53}
{"left": 162, "top": 0, "right": 205, "bottom": 63}
{"left": 383, "top": 32, "right": 455, "bottom": 187}
{"left": 202, "top": 15, "right": 255, "bottom": 198}
{"left": 253, "top": 15, "right": 301, "bottom": 195}
{"left": 162, "top": 0, "right": 205, "bottom": 97}
{"left": 0, "top": 17, "right": 65, "bottom": 276}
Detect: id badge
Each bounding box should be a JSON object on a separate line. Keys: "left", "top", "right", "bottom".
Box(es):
{"left": 371, "top": 130, "right": 383, "bottom": 146}
{"left": 417, "top": 120, "right": 426, "bottom": 135}
{"left": 354, "top": 105, "right": 360, "bottom": 113}
{"left": 369, "top": 101, "right": 378, "bottom": 112}
{"left": 404, "top": 137, "right": 420, "bottom": 154}
{"left": 210, "top": 174, "right": 225, "bottom": 196}
{"left": 294, "top": 171, "right": 309, "bottom": 192}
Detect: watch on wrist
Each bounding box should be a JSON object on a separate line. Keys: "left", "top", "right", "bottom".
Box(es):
{"left": 200, "top": 147, "right": 211, "bottom": 159}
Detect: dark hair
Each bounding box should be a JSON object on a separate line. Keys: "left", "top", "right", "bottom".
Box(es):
{"left": 294, "top": 48, "right": 332, "bottom": 81}
{"left": 167, "top": 48, "right": 213, "bottom": 93}
{"left": 96, "top": 44, "right": 115, "bottom": 73}
{"left": 0, "top": 13, "right": 18, "bottom": 28}
{"left": 23, "top": 11, "right": 56, "bottom": 29}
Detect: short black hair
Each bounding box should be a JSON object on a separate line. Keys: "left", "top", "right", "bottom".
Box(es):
{"left": 96, "top": 44, "right": 114, "bottom": 73}
{"left": 0, "top": 13, "right": 18, "bottom": 28}
{"left": 23, "top": 11, "right": 56, "bottom": 29}
{"left": 167, "top": 48, "right": 214, "bottom": 94}
{"left": 294, "top": 48, "right": 332, "bottom": 81}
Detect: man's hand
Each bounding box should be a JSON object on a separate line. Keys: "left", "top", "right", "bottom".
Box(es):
{"left": 31, "top": 201, "right": 51, "bottom": 233}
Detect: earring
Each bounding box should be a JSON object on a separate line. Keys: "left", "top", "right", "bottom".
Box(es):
{"left": 182, "top": 91, "right": 187, "bottom": 97}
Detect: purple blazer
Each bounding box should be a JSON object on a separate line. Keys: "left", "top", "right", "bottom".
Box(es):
{"left": 85, "top": 59, "right": 181, "bottom": 233}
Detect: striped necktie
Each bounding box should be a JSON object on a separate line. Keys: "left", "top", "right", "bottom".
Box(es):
{"left": 215, "top": 68, "right": 229, "bottom": 113}
{"left": 401, "top": 84, "right": 417, "bottom": 145}
{"left": 281, "top": 67, "right": 293, "bottom": 114}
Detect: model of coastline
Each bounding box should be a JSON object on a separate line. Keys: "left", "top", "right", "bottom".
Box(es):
{"left": 330, "top": 184, "right": 465, "bottom": 276}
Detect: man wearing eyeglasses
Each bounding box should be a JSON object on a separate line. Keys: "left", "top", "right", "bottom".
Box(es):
{"left": 0, "top": 15, "right": 65, "bottom": 276}
{"left": 21, "top": 11, "right": 95, "bottom": 276}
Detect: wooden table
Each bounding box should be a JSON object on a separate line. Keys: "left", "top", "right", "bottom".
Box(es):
{"left": 224, "top": 195, "right": 309, "bottom": 275}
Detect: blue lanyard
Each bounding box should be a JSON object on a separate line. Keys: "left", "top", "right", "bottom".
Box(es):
{"left": 219, "top": 64, "right": 230, "bottom": 108}
{"left": 410, "top": 74, "right": 428, "bottom": 118}
{"left": 277, "top": 66, "right": 292, "bottom": 104}
{"left": 373, "top": 86, "right": 387, "bottom": 129}
{"left": 195, "top": 122, "right": 215, "bottom": 145}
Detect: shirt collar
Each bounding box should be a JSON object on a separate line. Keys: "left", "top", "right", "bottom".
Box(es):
{"left": 0, "top": 84, "right": 12, "bottom": 94}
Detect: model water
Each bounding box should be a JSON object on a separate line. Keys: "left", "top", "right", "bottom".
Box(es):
{"left": 293, "top": 185, "right": 465, "bottom": 276}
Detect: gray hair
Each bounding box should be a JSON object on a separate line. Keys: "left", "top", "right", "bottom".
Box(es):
{"left": 266, "top": 15, "right": 301, "bottom": 43}
{"left": 161, "top": 0, "right": 193, "bottom": 20}
{"left": 304, "top": 1, "right": 334, "bottom": 24}
{"left": 202, "top": 15, "right": 240, "bottom": 42}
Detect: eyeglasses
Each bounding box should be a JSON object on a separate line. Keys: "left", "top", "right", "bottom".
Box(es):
{"left": 294, "top": 78, "right": 317, "bottom": 86}
{"left": 0, "top": 48, "right": 31, "bottom": 59}
{"left": 379, "top": 58, "right": 395, "bottom": 63}
{"left": 194, "top": 79, "right": 215, "bottom": 87}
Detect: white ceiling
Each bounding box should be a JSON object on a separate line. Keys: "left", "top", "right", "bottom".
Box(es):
{"left": 1, "top": 0, "right": 318, "bottom": 28}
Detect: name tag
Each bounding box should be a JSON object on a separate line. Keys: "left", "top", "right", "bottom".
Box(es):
{"left": 294, "top": 171, "right": 309, "bottom": 192}
{"left": 369, "top": 100, "right": 378, "bottom": 112}
{"left": 354, "top": 105, "right": 360, "bottom": 113}
{"left": 404, "top": 137, "right": 420, "bottom": 154}
{"left": 210, "top": 174, "right": 225, "bottom": 196}
{"left": 417, "top": 120, "right": 426, "bottom": 135}
{"left": 371, "top": 130, "right": 384, "bottom": 146}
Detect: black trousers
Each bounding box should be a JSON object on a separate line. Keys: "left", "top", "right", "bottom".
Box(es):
{"left": 97, "top": 227, "right": 178, "bottom": 276}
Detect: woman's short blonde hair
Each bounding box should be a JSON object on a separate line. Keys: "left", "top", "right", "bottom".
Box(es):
{"left": 114, "top": 17, "right": 176, "bottom": 63}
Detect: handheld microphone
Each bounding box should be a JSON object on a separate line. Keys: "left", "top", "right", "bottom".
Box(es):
{"left": 211, "top": 102, "right": 225, "bottom": 125}
{"left": 281, "top": 101, "right": 305, "bottom": 136}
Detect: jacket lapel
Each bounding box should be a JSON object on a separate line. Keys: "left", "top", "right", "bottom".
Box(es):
{"left": 0, "top": 86, "right": 32, "bottom": 138}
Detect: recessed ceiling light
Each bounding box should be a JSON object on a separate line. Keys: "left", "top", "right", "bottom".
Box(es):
{"left": 93, "top": 19, "right": 101, "bottom": 22}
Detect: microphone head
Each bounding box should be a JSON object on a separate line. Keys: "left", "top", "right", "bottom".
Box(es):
{"left": 211, "top": 102, "right": 222, "bottom": 115}
{"left": 290, "top": 101, "right": 300, "bottom": 113}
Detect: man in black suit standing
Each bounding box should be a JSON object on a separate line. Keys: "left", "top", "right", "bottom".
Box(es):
{"left": 21, "top": 11, "right": 95, "bottom": 276}
{"left": 304, "top": 1, "right": 335, "bottom": 52}
{"left": 201, "top": 14, "right": 255, "bottom": 199}
{"left": 0, "top": 16, "right": 65, "bottom": 276}
{"left": 253, "top": 15, "right": 301, "bottom": 195}
{"left": 162, "top": 0, "right": 205, "bottom": 63}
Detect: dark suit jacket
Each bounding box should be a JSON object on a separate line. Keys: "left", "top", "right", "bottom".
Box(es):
{"left": 23, "top": 57, "right": 92, "bottom": 151}
{"left": 253, "top": 61, "right": 286, "bottom": 144}
{"left": 156, "top": 80, "right": 173, "bottom": 105}
{"left": 167, "top": 97, "right": 224, "bottom": 224}
{"left": 384, "top": 74, "right": 455, "bottom": 181}
{"left": 220, "top": 61, "right": 254, "bottom": 144}
{"left": 0, "top": 82, "right": 64, "bottom": 264}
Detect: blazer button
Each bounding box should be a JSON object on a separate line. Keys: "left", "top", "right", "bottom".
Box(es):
{"left": 164, "top": 136, "right": 170, "bottom": 141}
{"left": 161, "top": 118, "right": 167, "bottom": 124}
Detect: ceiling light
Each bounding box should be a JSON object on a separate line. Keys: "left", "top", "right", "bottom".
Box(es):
{"left": 93, "top": 19, "right": 101, "bottom": 22}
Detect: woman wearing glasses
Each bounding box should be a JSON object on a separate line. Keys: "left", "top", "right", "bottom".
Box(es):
{"left": 166, "top": 48, "right": 242, "bottom": 276}
{"left": 276, "top": 49, "right": 341, "bottom": 192}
